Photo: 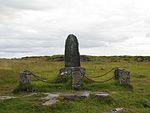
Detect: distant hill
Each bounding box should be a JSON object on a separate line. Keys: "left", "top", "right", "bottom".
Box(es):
{"left": 17, "top": 55, "right": 150, "bottom": 62}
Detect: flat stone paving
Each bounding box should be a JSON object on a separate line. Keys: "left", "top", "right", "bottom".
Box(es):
{"left": 0, "top": 91, "right": 110, "bottom": 106}
{"left": 0, "top": 96, "right": 16, "bottom": 100}
{"left": 104, "top": 108, "right": 125, "bottom": 113}
{"left": 0, "top": 92, "right": 127, "bottom": 112}
{"left": 40, "top": 91, "right": 109, "bottom": 106}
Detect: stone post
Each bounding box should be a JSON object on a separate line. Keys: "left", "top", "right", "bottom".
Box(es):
{"left": 19, "top": 71, "right": 31, "bottom": 85}
{"left": 113, "top": 67, "right": 130, "bottom": 84}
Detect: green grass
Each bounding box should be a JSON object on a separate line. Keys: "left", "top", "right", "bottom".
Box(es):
{"left": 0, "top": 57, "right": 150, "bottom": 113}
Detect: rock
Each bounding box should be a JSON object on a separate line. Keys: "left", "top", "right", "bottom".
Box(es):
{"left": 104, "top": 108, "right": 125, "bottom": 113}
{"left": 0, "top": 91, "right": 112, "bottom": 107}
{"left": 59, "top": 67, "right": 72, "bottom": 78}
{"left": 41, "top": 93, "right": 60, "bottom": 100}
{"left": 143, "top": 101, "right": 150, "bottom": 108}
{"left": 76, "top": 91, "right": 90, "bottom": 99}
{"left": 23, "top": 93, "right": 37, "bottom": 97}
{"left": 61, "top": 93, "right": 76, "bottom": 101}
{"left": 59, "top": 91, "right": 90, "bottom": 100}
{"left": 41, "top": 91, "right": 91, "bottom": 106}
{"left": 0, "top": 96, "right": 16, "bottom": 100}
{"left": 41, "top": 93, "right": 60, "bottom": 106}
{"left": 94, "top": 92, "right": 110, "bottom": 99}
{"left": 42, "top": 99, "right": 59, "bottom": 106}
{"left": 112, "top": 108, "right": 124, "bottom": 112}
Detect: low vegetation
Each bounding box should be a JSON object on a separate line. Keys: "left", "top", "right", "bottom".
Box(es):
{"left": 0, "top": 55, "right": 150, "bottom": 113}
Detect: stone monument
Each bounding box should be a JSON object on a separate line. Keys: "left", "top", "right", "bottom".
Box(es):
{"left": 59, "top": 34, "right": 85, "bottom": 89}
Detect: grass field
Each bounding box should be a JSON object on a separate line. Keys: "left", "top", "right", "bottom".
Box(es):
{"left": 0, "top": 56, "right": 150, "bottom": 113}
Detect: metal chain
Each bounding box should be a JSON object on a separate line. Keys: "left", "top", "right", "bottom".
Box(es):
{"left": 24, "top": 70, "right": 56, "bottom": 84}
{"left": 91, "top": 68, "right": 114, "bottom": 78}
{"left": 24, "top": 67, "right": 116, "bottom": 84}
{"left": 84, "top": 75, "right": 114, "bottom": 83}
{"left": 83, "top": 68, "right": 115, "bottom": 83}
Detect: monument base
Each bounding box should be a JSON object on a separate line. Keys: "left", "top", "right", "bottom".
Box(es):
{"left": 59, "top": 67, "right": 85, "bottom": 89}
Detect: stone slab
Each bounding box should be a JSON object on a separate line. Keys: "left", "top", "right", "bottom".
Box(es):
{"left": 0, "top": 96, "right": 16, "bottom": 100}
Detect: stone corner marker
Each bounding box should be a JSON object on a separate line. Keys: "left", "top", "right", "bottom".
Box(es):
{"left": 19, "top": 71, "right": 31, "bottom": 85}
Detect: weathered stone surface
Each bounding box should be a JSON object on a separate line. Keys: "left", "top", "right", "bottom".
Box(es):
{"left": 76, "top": 91, "right": 90, "bottom": 99}
{"left": 59, "top": 67, "right": 72, "bottom": 78}
{"left": 42, "top": 99, "right": 59, "bottom": 106}
{"left": 40, "top": 92, "right": 91, "bottom": 103}
{"left": 104, "top": 108, "right": 125, "bottom": 113}
{"left": 143, "top": 101, "right": 150, "bottom": 108}
{"left": 72, "top": 68, "right": 82, "bottom": 89}
{"left": 41, "top": 93, "right": 60, "bottom": 100}
{"left": 59, "top": 67, "right": 85, "bottom": 89}
{"left": 41, "top": 93, "right": 60, "bottom": 106}
{"left": 65, "top": 34, "right": 80, "bottom": 67}
{"left": 0, "top": 96, "right": 16, "bottom": 100}
{"left": 59, "top": 67, "right": 85, "bottom": 78}
{"left": 23, "top": 93, "right": 37, "bottom": 97}
{"left": 50, "top": 91, "right": 90, "bottom": 100}
{"left": 93, "top": 92, "right": 110, "bottom": 99}
{"left": 0, "top": 91, "right": 110, "bottom": 106}
{"left": 19, "top": 71, "right": 31, "bottom": 85}
{"left": 61, "top": 93, "right": 76, "bottom": 101}
{"left": 113, "top": 67, "right": 130, "bottom": 84}
{"left": 95, "top": 93, "right": 109, "bottom": 97}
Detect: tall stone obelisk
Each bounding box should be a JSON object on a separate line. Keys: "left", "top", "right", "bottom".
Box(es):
{"left": 65, "top": 34, "right": 80, "bottom": 67}
{"left": 59, "top": 34, "right": 85, "bottom": 89}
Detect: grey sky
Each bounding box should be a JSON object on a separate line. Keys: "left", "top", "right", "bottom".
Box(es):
{"left": 0, "top": 0, "right": 150, "bottom": 58}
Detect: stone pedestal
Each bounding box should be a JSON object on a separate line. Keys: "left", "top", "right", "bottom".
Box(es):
{"left": 59, "top": 67, "right": 85, "bottom": 89}
{"left": 19, "top": 71, "right": 31, "bottom": 85}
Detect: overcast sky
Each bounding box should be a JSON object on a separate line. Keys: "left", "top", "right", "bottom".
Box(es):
{"left": 0, "top": 0, "right": 150, "bottom": 58}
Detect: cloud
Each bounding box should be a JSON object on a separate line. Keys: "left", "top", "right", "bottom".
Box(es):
{"left": 0, "top": 0, "right": 51, "bottom": 10}
{"left": 146, "top": 33, "right": 150, "bottom": 37}
{"left": 0, "top": 0, "right": 150, "bottom": 58}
